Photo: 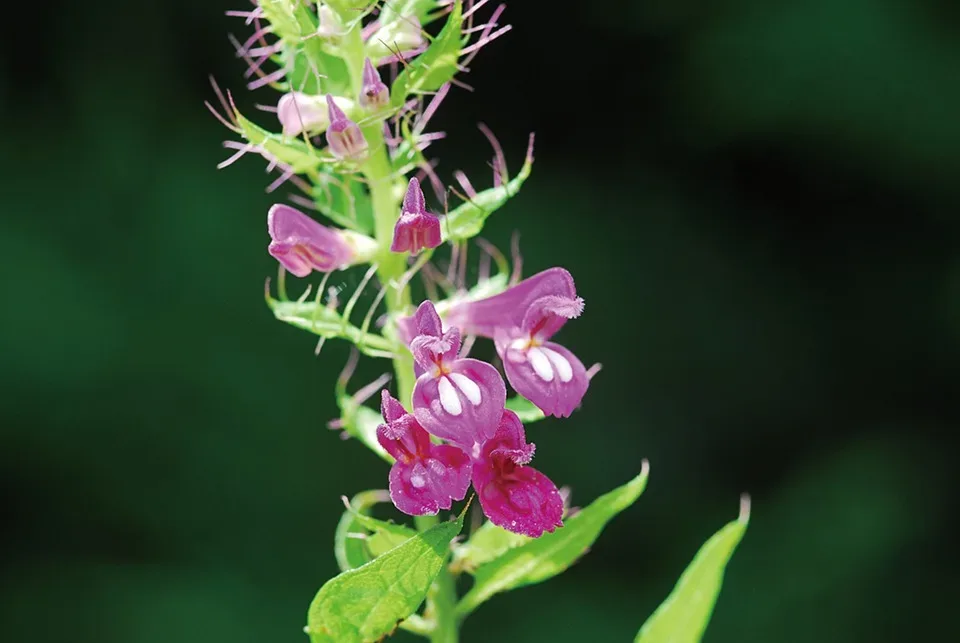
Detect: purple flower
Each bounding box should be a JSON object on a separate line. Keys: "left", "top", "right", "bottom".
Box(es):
{"left": 472, "top": 409, "right": 564, "bottom": 537}
{"left": 377, "top": 391, "right": 471, "bottom": 516}
{"left": 267, "top": 204, "right": 358, "bottom": 276}
{"left": 410, "top": 301, "right": 506, "bottom": 449}
{"left": 391, "top": 178, "right": 442, "bottom": 255}
{"left": 359, "top": 58, "right": 389, "bottom": 110}
{"left": 325, "top": 94, "right": 368, "bottom": 160}
{"left": 446, "top": 268, "right": 589, "bottom": 418}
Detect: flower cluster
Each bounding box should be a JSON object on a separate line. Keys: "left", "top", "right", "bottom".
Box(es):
{"left": 380, "top": 299, "right": 565, "bottom": 537}
{"left": 214, "top": 1, "right": 594, "bottom": 538}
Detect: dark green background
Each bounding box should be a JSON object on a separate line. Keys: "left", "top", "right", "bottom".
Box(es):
{"left": 2, "top": 1, "right": 957, "bottom": 641}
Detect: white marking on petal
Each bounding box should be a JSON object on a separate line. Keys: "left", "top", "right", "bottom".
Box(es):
{"left": 510, "top": 337, "right": 528, "bottom": 351}
{"left": 449, "top": 372, "right": 482, "bottom": 405}
{"left": 437, "top": 376, "right": 463, "bottom": 416}
{"left": 527, "top": 347, "right": 554, "bottom": 382}
{"left": 541, "top": 346, "right": 573, "bottom": 383}
{"left": 410, "top": 472, "right": 426, "bottom": 488}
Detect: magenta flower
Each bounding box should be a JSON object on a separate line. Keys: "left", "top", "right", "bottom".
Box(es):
{"left": 391, "top": 178, "right": 442, "bottom": 255}
{"left": 325, "top": 94, "right": 368, "bottom": 160}
{"left": 410, "top": 301, "right": 506, "bottom": 449}
{"left": 377, "top": 391, "right": 471, "bottom": 516}
{"left": 358, "top": 58, "right": 389, "bottom": 110}
{"left": 446, "top": 268, "right": 589, "bottom": 417}
{"left": 472, "top": 409, "right": 564, "bottom": 537}
{"left": 267, "top": 204, "right": 358, "bottom": 276}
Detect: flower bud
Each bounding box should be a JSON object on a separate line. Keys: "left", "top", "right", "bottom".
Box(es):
{"left": 267, "top": 204, "right": 376, "bottom": 276}
{"left": 391, "top": 178, "right": 442, "bottom": 255}
{"left": 358, "top": 58, "right": 389, "bottom": 110}
{"left": 277, "top": 93, "right": 355, "bottom": 137}
{"left": 365, "top": 15, "right": 424, "bottom": 60}
{"left": 325, "top": 94, "right": 368, "bottom": 161}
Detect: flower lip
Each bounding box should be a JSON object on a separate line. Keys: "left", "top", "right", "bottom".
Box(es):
{"left": 266, "top": 203, "right": 353, "bottom": 276}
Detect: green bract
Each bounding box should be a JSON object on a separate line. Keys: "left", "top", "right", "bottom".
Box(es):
{"left": 390, "top": 1, "right": 464, "bottom": 106}
{"left": 636, "top": 497, "right": 750, "bottom": 643}
{"left": 442, "top": 140, "right": 535, "bottom": 242}
{"left": 456, "top": 463, "right": 650, "bottom": 618}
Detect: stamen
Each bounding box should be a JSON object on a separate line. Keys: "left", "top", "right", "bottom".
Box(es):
{"left": 527, "top": 347, "right": 554, "bottom": 382}
{"left": 540, "top": 347, "right": 573, "bottom": 382}
{"left": 449, "top": 373, "right": 482, "bottom": 405}
{"left": 437, "top": 377, "right": 463, "bottom": 415}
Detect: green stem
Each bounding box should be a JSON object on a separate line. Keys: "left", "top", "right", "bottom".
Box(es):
{"left": 363, "top": 126, "right": 458, "bottom": 643}
{"left": 415, "top": 515, "right": 459, "bottom": 643}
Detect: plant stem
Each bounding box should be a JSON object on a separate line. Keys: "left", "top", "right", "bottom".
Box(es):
{"left": 415, "top": 515, "right": 459, "bottom": 643}
{"left": 364, "top": 127, "right": 458, "bottom": 643}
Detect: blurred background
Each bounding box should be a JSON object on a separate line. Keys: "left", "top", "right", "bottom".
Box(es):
{"left": 2, "top": 1, "right": 958, "bottom": 641}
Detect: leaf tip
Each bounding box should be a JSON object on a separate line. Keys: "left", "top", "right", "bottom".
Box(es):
{"left": 640, "top": 458, "right": 651, "bottom": 481}
{"left": 738, "top": 493, "right": 751, "bottom": 525}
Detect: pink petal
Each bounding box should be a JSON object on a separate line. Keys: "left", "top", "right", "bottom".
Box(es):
{"left": 388, "top": 445, "right": 471, "bottom": 516}
{"left": 445, "top": 267, "right": 581, "bottom": 340}
{"left": 499, "top": 340, "right": 588, "bottom": 418}
{"left": 472, "top": 410, "right": 563, "bottom": 537}
{"left": 412, "top": 358, "right": 506, "bottom": 448}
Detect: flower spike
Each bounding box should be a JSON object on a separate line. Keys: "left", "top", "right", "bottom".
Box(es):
{"left": 391, "top": 178, "right": 442, "bottom": 255}
{"left": 377, "top": 391, "right": 471, "bottom": 516}
{"left": 325, "top": 94, "right": 368, "bottom": 161}
{"left": 359, "top": 58, "right": 389, "bottom": 110}
{"left": 267, "top": 204, "right": 375, "bottom": 277}
{"left": 472, "top": 409, "right": 564, "bottom": 537}
{"left": 410, "top": 301, "right": 506, "bottom": 449}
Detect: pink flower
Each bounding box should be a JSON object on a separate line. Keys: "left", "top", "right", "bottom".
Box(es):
{"left": 410, "top": 301, "right": 506, "bottom": 449}
{"left": 267, "top": 204, "right": 366, "bottom": 276}
{"left": 446, "top": 268, "right": 589, "bottom": 417}
{"left": 277, "top": 92, "right": 324, "bottom": 137}
{"left": 325, "top": 94, "right": 368, "bottom": 160}
{"left": 472, "top": 409, "right": 564, "bottom": 537}
{"left": 391, "top": 178, "right": 441, "bottom": 255}
{"left": 377, "top": 391, "right": 471, "bottom": 516}
{"left": 358, "top": 58, "right": 389, "bottom": 110}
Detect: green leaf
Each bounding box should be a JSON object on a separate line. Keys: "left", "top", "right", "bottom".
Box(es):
{"left": 234, "top": 110, "right": 322, "bottom": 174}
{"left": 451, "top": 521, "right": 530, "bottom": 573}
{"left": 635, "top": 496, "right": 750, "bottom": 643}
{"left": 504, "top": 396, "right": 546, "bottom": 423}
{"left": 456, "top": 462, "right": 650, "bottom": 618}
{"left": 442, "top": 137, "right": 535, "bottom": 242}
{"left": 390, "top": 0, "right": 463, "bottom": 105}
{"left": 306, "top": 512, "right": 464, "bottom": 643}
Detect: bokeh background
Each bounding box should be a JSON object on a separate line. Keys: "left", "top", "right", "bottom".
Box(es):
{"left": 3, "top": 1, "right": 959, "bottom": 641}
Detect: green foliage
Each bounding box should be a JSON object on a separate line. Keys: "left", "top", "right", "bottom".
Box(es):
{"left": 635, "top": 497, "right": 750, "bottom": 643}
{"left": 306, "top": 512, "right": 463, "bottom": 643}
{"left": 442, "top": 140, "right": 535, "bottom": 242}
{"left": 456, "top": 463, "right": 650, "bottom": 618}
{"left": 390, "top": 0, "right": 464, "bottom": 106}
{"left": 451, "top": 520, "right": 530, "bottom": 573}
{"left": 313, "top": 172, "right": 375, "bottom": 233}
{"left": 335, "top": 491, "right": 417, "bottom": 572}
{"left": 234, "top": 110, "right": 323, "bottom": 174}
{"left": 504, "top": 395, "right": 546, "bottom": 423}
